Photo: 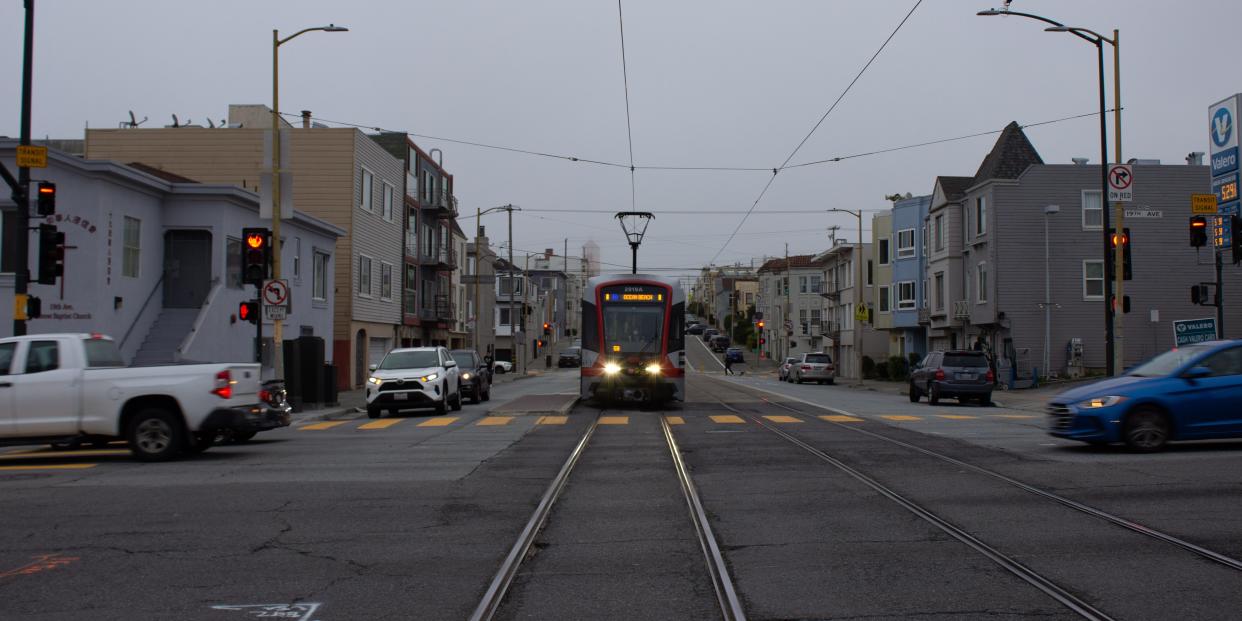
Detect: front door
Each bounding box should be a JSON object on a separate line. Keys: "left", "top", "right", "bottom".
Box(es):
{"left": 1180, "top": 345, "right": 1242, "bottom": 436}
{"left": 164, "top": 230, "right": 213, "bottom": 308}
{"left": 0, "top": 342, "right": 18, "bottom": 435}
{"left": 11, "top": 339, "right": 80, "bottom": 437}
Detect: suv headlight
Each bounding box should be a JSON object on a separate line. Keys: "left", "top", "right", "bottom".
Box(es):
{"left": 1078, "top": 395, "right": 1125, "bottom": 409}
{"left": 604, "top": 362, "right": 621, "bottom": 375}
{"left": 462, "top": 372, "right": 473, "bottom": 380}
{"left": 420, "top": 373, "right": 439, "bottom": 382}
{"left": 645, "top": 363, "right": 662, "bottom": 375}
{"left": 368, "top": 377, "right": 383, "bottom": 385}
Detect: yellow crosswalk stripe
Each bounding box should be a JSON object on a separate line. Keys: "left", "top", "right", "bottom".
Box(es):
{"left": 0, "top": 463, "right": 97, "bottom": 471}
{"left": 299, "top": 421, "right": 350, "bottom": 431}
{"left": 665, "top": 416, "right": 685, "bottom": 425}
{"left": 418, "top": 417, "right": 459, "bottom": 427}
{"left": 598, "top": 416, "right": 629, "bottom": 425}
{"left": 820, "top": 415, "right": 864, "bottom": 423}
{"left": 882, "top": 415, "right": 922, "bottom": 421}
{"left": 710, "top": 415, "right": 745, "bottom": 424}
{"left": 937, "top": 414, "right": 977, "bottom": 420}
{"left": 359, "top": 418, "right": 405, "bottom": 430}
{"left": 477, "top": 416, "right": 513, "bottom": 426}
{"left": 1, "top": 449, "right": 128, "bottom": 459}
{"left": 763, "top": 415, "right": 802, "bottom": 423}
{"left": 993, "top": 414, "right": 1038, "bottom": 419}
{"left": 537, "top": 416, "right": 568, "bottom": 425}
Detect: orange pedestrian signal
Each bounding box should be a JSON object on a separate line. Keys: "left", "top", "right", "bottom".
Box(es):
{"left": 239, "top": 301, "right": 259, "bottom": 324}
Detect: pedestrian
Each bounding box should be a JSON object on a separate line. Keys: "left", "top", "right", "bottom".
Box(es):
{"left": 724, "top": 355, "right": 734, "bottom": 375}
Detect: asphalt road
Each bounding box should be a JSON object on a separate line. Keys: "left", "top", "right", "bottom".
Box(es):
{"left": 2, "top": 352, "right": 1242, "bottom": 620}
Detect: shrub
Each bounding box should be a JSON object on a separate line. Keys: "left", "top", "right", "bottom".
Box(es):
{"left": 861, "top": 355, "right": 876, "bottom": 379}
{"left": 887, "top": 355, "right": 910, "bottom": 381}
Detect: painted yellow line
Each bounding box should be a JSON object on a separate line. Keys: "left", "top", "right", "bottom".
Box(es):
{"left": 937, "top": 414, "right": 978, "bottom": 420}
{"left": 598, "top": 416, "right": 629, "bottom": 425}
{"left": 710, "top": 415, "right": 745, "bottom": 424}
{"left": 0, "top": 463, "right": 97, "bottom": 471}
{"left": 820, "top": 415, "right": 864, "bottom": 423}
{"left": 763, "top": 415, "right": 802, "bottom": 423}
{"left": 477, "top": 416, "right": 513, "bottom": 426}
{"left": 1, "top": 449, "right": 128, "bottom": 459}
{"left": 665, "top": 416, "right": 685, "bottom": 425}
{"left": 537, "top": 416, "right": 568, "bottom": 425}
{"left": 358, "top": 418, "right": 405, "bottom": 430}
{"left": 299, "top": 421, "right": 350, "bottom": 431}
{"left": 881, "top": 415, "right": 922, "bottom": 422}
{"left": 418, "top": 417, "right": 459, "bottom": 427}
{"left": 993, "top": 414, "right": 1038, "bottom": 419}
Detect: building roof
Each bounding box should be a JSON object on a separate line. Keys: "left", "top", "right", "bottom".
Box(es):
{"left": 971, "top": 121, "right": 1043, "bottom": 184}
{"left": 935, "top": 176, "right": 974, "bottom": 202}
{"left": 757, "top": 254, "right": 824, "bottom": 273}
{"left": 127, "top": 162, "right": 200, "bottom": 184}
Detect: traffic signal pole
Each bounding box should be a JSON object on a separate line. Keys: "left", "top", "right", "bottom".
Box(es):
{"left": 1216, "top": 250, "right": 1225, "bottom": 337}
{"left": 13, "top": 0, "right": 35, "bottom": 336}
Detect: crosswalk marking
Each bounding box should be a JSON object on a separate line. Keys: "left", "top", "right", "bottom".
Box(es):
{"left": 359, "top": 418, "right": 405, "bottom": 430}
{"left": 537, "top": 416, "right": 568, "bottom": 425}
{"left": 665, "top": 416, "right": 685, "bottom": 425}
{"left": 820, "top": 415, "right": 864, "bottom": 423}
{"left": 299, "top": 421, "right": 350, "bottom": 431}
{"left": 598, "top": 416, "right": 629, "bottom": 425}
{"left": 0, "top": 463, "right": 97, "bottom": 471}
{"left": 418, "top": 417, "right": 459, "bottom": 427}
{"left": 710, "top": 415, "right": 745, "bottom": 424}
{"left": 763, "top": 415, "right": 802, "bottom": 423}
{"left": 881, "top": 415, "right": 922, "bottom": 421}
{"left": 477, "top": 416, "right": 513, "bottom": 426}
{"left": 937, "top": 414, "right": 977, "bottom": 420}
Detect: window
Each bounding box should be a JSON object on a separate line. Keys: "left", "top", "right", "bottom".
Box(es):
{"left": 292, "top": 237, "right": 301, "bottom": 279}
{"left": 866, "top": 260, "right": 873, "bottom": 286}
{"left": 226, "top": 237, "right": 242, "bottom": 289}
{"left": 0, "top": 342, "right": 15, "bottom": 375}
{"left": 810, "top": 309, "right": 821, "bottom": 326}
{"left": 897, "top": 229, "right": 916, "bottom": 258}
{"left": 878, "top": 238, "right": 890, "bottom": 265}
{"left": 382, "top": 182, "right": 394, "bottom": 221}
{"left": 799, "top": 309, "right": 808, "bottom": 335}
{"left": 921, "top": 278, "right": 928, "bottom": 309}
{"left": 83, "top": 339, "right": 124, "bottom": 367}
{"left": 499, "top": 276, "right": 522, "bottom": 296}
{"left": 24, "top": 341, "right": 59, "bottom": 374}
{"left": 421, "top": 170, "right": 435, "bottom": 204}
{"left": 122, "top": 216, "right": 141, "bottom": 278}
{"left": 934, "top": 273, "right": 945, "bottom": 311}
{"left": 467, "top": 255, "right": 476, "bottom": 275}
{"left": 312, "top": 251, "right": 329, "bottom": 301}
{"left": 809, "top": 275, "right": 822, "bottom": 294}
{"left": 380, "top": 262, "right": 393, "bottom": 300}
{"left": 844, "top": 303, "right": 853, "bottom": 331}
{"left": 1083, "top": 260, "right": 1104, "bottom": 299}
{"left": 934, "top": 214, "right": 945, "bottom": 252}
{"left": 798, "top": 276, "right": 807, "bottom": 294}
{"left": 1082, "top": 190, "right": 1102, "bottom": 230}
{"left": 977, "top": 262, "right": 988, "bottom": 303}
{"left": 358, "top": 255, "right": 373, "bottom": 297}
{"left": 898, "top": 281, "right": 916, "bottom": 311}
{"left": 922, "top": 225, "right": 928, "bottom": 255}
{"left": 1200, "top": 347, "right": 1242, "bottom": 376}
{"left": 499, "top": 306, "right": 516, "bottom": 326}
{"left": 360, "top": 168, "right": 374, "bottom": 212}
{"left": 975, "top": 197, "right": 987, "bottom": 237}
{"left": 878, "top": 285, "right": 891, "bottom": 313}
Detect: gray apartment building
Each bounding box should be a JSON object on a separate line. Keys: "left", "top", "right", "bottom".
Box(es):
{"left": 926, "top": 122, "right": 1242, "bottom": 381}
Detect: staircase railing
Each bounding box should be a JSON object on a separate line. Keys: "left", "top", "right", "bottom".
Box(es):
{"left": 176, "top": 278, "right": 222, "bottom": 362}
{"left": 119, "top": 274, "right": 164, "bottom": 351}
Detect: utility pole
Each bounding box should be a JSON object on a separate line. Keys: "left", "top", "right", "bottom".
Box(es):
{"left": 12, "top": 0, "right": 36, "bottom": 336}
{"left": 783, "top": 244, "right": 790, "bottom": 364}
{"left": 1216, "top": 250, "right": 1225, "bottom": 336}
{"left": 507, "top": 205, "right": 516, "bottom": 374}
{"left": 1111, "top": 29, "right": 1125, "bottom": 374}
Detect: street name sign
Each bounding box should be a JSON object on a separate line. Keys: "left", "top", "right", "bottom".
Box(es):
{"left": 1107, "top": 164, "right": 1133, "bottom": 202}
{"left": 1123, "top": 208, "right": 1162, "bottom": 219}
{"left": 1173, "top": 318, "right": 1218, "bottom": 347}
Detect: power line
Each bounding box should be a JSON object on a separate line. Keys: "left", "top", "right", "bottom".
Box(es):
{"left": 616, "top": 0, "right": 637, "bottom": 211}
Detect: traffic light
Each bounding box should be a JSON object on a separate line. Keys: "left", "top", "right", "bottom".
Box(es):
{"left": 1232, "top": 215, "right": 1242, "bottom": 265}
{"left": 1191, "top": 284, "right": 1211, "bottom": 305}
{"left": 1110, "top": 295, "right": 1131, "bottom": 314}
{"left": 26, "top": 296, "right": 41, "bottom": 319}
{"left": 1190, "top": 216, "right": 1208, "bottom": 247}
{"left": 238, "top": 301, "right": 259, "bottom": 324}
{"left": 36, "top": 182, "right": 56, "bottom": 216}
{"left": 756, "top": 320, "right": 765, "bottom": 329}
{"left": 241, "top": 228, "right": 271, "bottom": 285}
{"left": 758, "top": 337, "right": 766, "bottom": 345}
{"left": 542, "top": 322, "right": 551, "bottom": 335}
{"left": 36, "top": 224, "right": 64, "bottom": 285}
{"left": 1109, "top": 227, "right": 1132, "bottom": 280}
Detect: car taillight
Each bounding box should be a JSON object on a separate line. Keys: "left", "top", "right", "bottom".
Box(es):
{"left": 801, "top": 365, "right": 812, "bottom": 371}
{"left": 211, "top": 370, "right": 233, "bottom": 399}
{"left": 986, "top": 369, "right": 995, "bottom": 382}
{"left": 934, "top": 369, "right": 945, "bottom": 381}
{"left": 259, "top": 389, "right": 271, "bottom": 403}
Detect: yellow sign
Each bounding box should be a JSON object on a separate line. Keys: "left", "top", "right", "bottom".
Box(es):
{"left": 13, "top": 294, "right": 27, "bottom": 321}
{"left": 16, "top": 145, "right": 47, "bottom": 168}
{"left": 854, "top": 305, "right": 869, "bottom": 322}
{"left": 1191, "top": 193, "right": 1218, "bottom": 214}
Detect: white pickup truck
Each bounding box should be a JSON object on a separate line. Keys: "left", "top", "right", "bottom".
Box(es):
{"left": 0, "top": 333, "right": 291, "bottom": 461}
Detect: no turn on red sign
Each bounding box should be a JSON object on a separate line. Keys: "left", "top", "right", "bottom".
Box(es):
{"left": 1107, "top": 164, "right": 1133, "bottom": 202}
{"left": 261, "top": 279, "right": 290, "bottom": 320}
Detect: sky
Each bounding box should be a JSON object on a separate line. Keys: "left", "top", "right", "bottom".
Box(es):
{"left": 1, "top": 0, "right": 1235, "bottom": 283}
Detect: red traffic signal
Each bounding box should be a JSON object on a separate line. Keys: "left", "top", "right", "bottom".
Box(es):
{"left": 1190, "top": 216, "right": 1208, "bottom": 247}
{"left": 239, "top": 301, "right": 259, "bottom": 324}
{"left": 756, "top": 320, "right": 765, "bottom": 329}
{"left": 36, "top": 182, "right": 56, "bottom": 216}
{"left": 241, "top": 228, "right": 271, "bottom": 285}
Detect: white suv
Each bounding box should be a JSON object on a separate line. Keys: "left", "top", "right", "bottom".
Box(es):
{"left": 366, "top": 347, "right": 462, "bottom": 418}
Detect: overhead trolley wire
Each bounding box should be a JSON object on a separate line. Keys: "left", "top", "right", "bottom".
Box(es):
{"left": 616, "top": 0, "right": 638, "bottom": 210}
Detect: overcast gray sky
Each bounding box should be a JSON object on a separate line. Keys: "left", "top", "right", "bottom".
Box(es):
{"left": 1, "top": 1, "right": 1234, "bottom": 279}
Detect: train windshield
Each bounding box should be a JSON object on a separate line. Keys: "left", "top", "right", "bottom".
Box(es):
{"left": 600, "top": 286, "right": 667, "bottom": 355}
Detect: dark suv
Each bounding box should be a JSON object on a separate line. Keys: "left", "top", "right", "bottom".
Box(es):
{"left": 558, "top": 346, "right": 582, "bottom": 368}
{"left": 450, "top": 349, "right": 492, "bottom": 404}
{"left": 909, "top": 350, "right": 993, "bottom": 405}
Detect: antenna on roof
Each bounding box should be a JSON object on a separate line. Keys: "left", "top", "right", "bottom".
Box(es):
{"left": 120, "top": 110, "right": 147, "bottom": 129}
{"left": 207, "top": 119, "right": 215, "bottom": 128}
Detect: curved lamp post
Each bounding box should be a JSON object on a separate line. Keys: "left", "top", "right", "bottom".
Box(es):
{"left": 615, "top": 211, "right": 654, "bottom": 274}
{"left": 976, "top": 7, "right": 1121, "bottom": 376}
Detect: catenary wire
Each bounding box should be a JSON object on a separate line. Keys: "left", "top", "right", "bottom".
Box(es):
{"left": 617, "top": 0, "right": 638, "bottom": 211}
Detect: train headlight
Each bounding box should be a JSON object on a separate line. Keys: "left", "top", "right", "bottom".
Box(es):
{"left": 604, "top": 362, "right": 622, "bottom": 375}
{"left": 645, "top": 363, "right": 662, "bottom": 375}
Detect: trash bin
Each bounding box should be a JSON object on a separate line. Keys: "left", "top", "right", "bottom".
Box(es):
{"left": 546, "top": 354, "right": 552, "bottom": 369}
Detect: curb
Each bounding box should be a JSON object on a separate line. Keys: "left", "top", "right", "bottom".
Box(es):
{"left": 292, "top": 406, "right": 363, "bottom": 424}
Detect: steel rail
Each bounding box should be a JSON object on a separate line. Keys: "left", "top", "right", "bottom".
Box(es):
{"left": 659, "top": 415, "right": 747, "bottom": 621}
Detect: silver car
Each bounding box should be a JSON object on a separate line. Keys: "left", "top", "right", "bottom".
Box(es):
{"left": 791, "top": 352, "right": 835, "bottom": 385}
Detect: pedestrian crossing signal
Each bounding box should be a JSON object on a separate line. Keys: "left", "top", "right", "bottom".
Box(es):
{"left": 239, "top": 301, "right": 259, "bottom": 324}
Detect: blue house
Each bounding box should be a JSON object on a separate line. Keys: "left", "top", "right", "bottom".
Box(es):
{"left": 889, "top": 194, "right": 931, "bottom": 358}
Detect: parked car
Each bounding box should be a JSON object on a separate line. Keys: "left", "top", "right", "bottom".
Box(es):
{"left": 909, "top": 350, "right": 993, "bottom": 405}
{"left": 1047, "top": 340, "right": 1242, "bottom": 452}
{"left": 778, "top": 357, "right": 799, "bottom": 382}
{"left": 725, "top": 347, "right": 745, "bottom": 363}
{"left": 492, "top": 360, "right": 514, "bottom": 374}
{"left": 366, "top": 347, "right": 462, "bottom": 418}
{"left": 0, "top": 333, "right": 288, "bottom": 461}
{"left": 558, "top": 346, "right": 582, "bottom": 368}
{"left": 686, "top": 323, "right": 706, "bottom": 335}
{"left": 710, "top": 335, "right": 731, "bottom": 352}
{"left": 791, "top": 352, "right": 835, "bottom": 384}
{"left": 701, "top": 328, "right": 719, "bottom": 342}
{"left": 450, "top": 349, "right": 492, "bottom": 404}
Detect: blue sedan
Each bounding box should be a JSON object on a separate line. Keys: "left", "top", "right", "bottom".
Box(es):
{"left": 1048, "top": 340, "right": 1242, "bottom": 451}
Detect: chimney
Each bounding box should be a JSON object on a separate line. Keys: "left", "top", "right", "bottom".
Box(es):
{"left": 545, "top": 248, "right": 554, "bottom": 258}
{"left": 1071, "top": 157, "right": 1090, "bottom": 166}
{"left": 301, "top": 110, "right": 312, "bottom": 129}
{"left": 1186, "top": 152, "right": 1205, "bottom": 165}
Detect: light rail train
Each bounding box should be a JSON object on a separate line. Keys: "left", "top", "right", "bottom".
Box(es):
{"left": 579, "top": 274, "right": 685, "bottom": 404}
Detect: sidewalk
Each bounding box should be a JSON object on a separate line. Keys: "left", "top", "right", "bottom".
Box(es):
{"left": 834, "top": 376, "right": 1102, "bottom": 412}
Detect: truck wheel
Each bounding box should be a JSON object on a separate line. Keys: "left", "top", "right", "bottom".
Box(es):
{"left": 127, "top": 409, "right": 185, "bottom": 462}
{"left": 366, "top": 406, "right": 382, "bottom": 419}
{"left": 435, "top": 399, "right": 447, "bottom": 416}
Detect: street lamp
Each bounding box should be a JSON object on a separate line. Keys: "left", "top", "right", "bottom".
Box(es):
{"left": 473, "top": 205, "right": 516, "bottom": 352}
{"left": 976, "top": 7, "right": 1120, "bottom": 376}
{"left": 615, "top": 211, "right": 654, "bottom": 274}
{"left": 829, "top": 207, "right": 864, "bottom": 384}
{"left": 270, "top": 23, "right": 347, "bottom": 378}
{"left": 1042, "top": 204, "right": 1060, "bottom": 383}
